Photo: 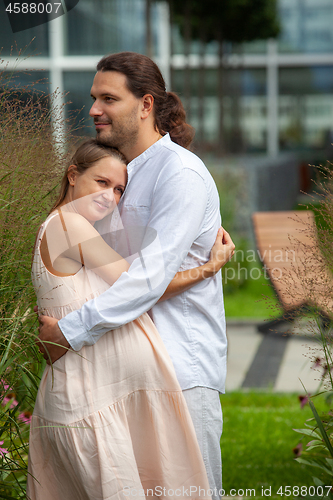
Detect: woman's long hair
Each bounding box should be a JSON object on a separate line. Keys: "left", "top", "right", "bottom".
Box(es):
{"left": 51, "top": 139, "right": 127, "bottom": 212}
{"left": 96, "top": 52, "right": 195, "bottom": 149}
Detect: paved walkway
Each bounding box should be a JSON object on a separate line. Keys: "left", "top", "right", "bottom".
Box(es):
{"left": 225, "top": 318, "right": 323, "bottom": 393}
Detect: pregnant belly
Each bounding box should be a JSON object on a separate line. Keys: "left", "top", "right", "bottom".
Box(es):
{"left": 33, "top": 315, "right": 180, "bottom": 425}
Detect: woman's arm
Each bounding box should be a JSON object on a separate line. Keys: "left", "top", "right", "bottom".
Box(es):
{"left": 158, "top": 227, "right": 235, "bottom": 302}
{"left": 44, "top": 212, "right": 234, "bottom": 301}
{"left": 43, "top": 211, "right": 130, "bottom": 285}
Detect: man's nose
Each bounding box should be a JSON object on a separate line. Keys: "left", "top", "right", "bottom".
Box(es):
{"left": 89, "top": 100, "right": 103, "bottom": 117}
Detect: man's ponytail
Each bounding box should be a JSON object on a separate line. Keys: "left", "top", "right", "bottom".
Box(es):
{"left": 157, "top": 92, "right": 194, "bottom": 149}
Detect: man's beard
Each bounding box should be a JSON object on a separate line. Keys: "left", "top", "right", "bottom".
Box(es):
{"left": 96, "top": 106, "right": 139, "bottom": 152}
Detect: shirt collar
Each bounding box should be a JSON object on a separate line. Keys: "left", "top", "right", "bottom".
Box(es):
{"left": 126, "top": 133, "right": 171, "bottom": 175}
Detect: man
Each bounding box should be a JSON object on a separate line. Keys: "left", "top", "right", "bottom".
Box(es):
{"left": 38, "top": 51, "right": 231, "bottom": 499}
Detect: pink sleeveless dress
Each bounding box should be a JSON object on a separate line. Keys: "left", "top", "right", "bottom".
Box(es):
{"left": 27, "top": 213, "right": 211, "bottom": 500}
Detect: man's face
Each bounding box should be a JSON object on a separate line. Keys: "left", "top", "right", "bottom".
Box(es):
{"left": 90, "top": 71, "right": 141, "bottom": 151}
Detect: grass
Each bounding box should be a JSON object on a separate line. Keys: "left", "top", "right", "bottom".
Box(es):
{"left": 221, "top": 392, "right": 329, "bottom": 497}
{"left": 224, "top": 270, "right": 282, "bottom": 319}
{"left": 0, "top": 65, "right": 74, "bottom": 497}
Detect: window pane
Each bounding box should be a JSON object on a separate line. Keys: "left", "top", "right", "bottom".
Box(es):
{"left": 0, "top": 3, "right": 48, "bottom": 56}
{"left": 279, "top": 66, "right": 333, "bottom": 149}
{"left": 224, "top": 69, "right": 267, "bottom": 153}
{"left": 278, "top": 0, "right": 333, "bottom": 54}
{"left": 63, "top": 71, "right": 96, "bottom": 136}
{"left": 172, "top": 68, "right": 267, "bottom": 153}
{"left": 1, "top": 71, "right": 50, "bottom": 93}
{"left": 65, "top": 0, "right": 161, "bottom": 56}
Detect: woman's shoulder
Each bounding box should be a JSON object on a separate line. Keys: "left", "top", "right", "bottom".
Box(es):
{"left": 46, "top": 210, "right": 99, "bottom": 242}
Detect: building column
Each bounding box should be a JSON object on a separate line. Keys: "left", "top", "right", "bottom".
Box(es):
{"left": 156, "top": 0, "right": 171, "bottom": 89}
{"left": 267, "top": 38, "right": 279, "bottom": 157}
{"left": 48, "top": 12, "right": 65, "bottom": 150}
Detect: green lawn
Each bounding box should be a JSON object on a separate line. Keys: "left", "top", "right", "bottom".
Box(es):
{"left": 221, "top": 392, "right": 329, "bottom": 498}
{"left": 224, "top": 272, "right": 282, "bottom": 319}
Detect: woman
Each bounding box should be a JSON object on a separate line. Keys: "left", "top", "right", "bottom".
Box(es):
{"left": 28, "top": 139, "right": 234, "bottom": 500}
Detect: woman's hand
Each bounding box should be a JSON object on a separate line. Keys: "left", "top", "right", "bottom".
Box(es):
{"left": 205, "top": 227, "right": 235, "bottom": 276}
{"left": 36, "top": 316, "right": 70, "bottom": 365}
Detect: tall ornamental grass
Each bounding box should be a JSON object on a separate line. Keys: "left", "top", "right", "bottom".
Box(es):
{"left": 286, "top": 163, "right": 333, "bottom": 493}
{"left": 0, "top": 65, "right": 72, "bottom": 498}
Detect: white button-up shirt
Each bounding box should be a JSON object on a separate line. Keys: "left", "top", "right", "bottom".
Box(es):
{"left": 58, "top": 134, "right": 227, "bottom": 393}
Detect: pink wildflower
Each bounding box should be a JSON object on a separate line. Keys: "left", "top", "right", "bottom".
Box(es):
{"left": 18, "top": 411, "right": 32, "bottom": 425}
{"left": 298, "top": 394, "right": 310, "bottom": 409}
{"left": 1, "top": 381, "right": 10, "bottom": 391}
{"left": 3, "top": 393, "right": 18, "bottom": 409}
{"left": 292, "top": 443, "right": 302, "bottom": 457}
{"left": 0, "top": 440, "right": 8, "bottom": 457}
{"left": 313, "top": 357, "right": 322, "bottom": 368}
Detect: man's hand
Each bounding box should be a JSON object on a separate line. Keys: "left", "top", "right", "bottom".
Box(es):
{"left": 36, "top": 315, "right": 70, "bottom": 364}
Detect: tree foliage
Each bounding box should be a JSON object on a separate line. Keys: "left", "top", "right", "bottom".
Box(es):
{"left": 171, "top": 0, "right": 280, "bottom": 44}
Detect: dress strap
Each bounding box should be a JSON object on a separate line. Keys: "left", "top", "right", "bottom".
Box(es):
{"left": 32, "top": 212, "right": 59, "bottom": 258}
{"left": 58, "top": 209, "right": 85, "bottom": 266}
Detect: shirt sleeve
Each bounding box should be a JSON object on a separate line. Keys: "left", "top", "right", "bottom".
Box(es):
{"left": 58, "top": 167, "right": 208, "bottom": 351}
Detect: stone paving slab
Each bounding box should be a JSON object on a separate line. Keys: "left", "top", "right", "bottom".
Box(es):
{"left": 225, "top": 319, "right": 322, "bottom": 393}
{"left": 225, "top": 324, "right": 262, "bottom": 392}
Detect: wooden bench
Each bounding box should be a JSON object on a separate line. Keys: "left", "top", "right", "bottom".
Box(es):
{"left": 252, "top": 211, "right": 333, "bottom": 332}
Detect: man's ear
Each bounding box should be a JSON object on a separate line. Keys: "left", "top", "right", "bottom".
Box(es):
{"left": 67, "top": 165, "right": 78, "bottom": 186}
{"left": 140, "top": 94, "right": 154, "bottom": 119}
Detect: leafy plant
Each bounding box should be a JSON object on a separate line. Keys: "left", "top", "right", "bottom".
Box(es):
{"left": 294, "top": 392, "right": 333, "bottom": 495}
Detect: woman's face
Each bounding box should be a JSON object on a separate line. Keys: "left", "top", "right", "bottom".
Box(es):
{"left": 67, "top": 156, "right": 127, "bottom": 223}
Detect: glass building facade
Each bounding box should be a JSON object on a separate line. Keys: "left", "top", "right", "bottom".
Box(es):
{"left": 171, "top": 0, "right": 333, "bottom": 154}
{"left": 1, "top": 0, "right": 333, "bottom": 155}
{"left": 278, "top": 0, "right": 333, "bottom": 54}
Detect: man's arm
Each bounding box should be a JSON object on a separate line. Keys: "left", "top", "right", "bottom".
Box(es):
{"left": 158, "top": 227, "right": 235, "bottom": 302}
{"left": 38, "top": 168, "right": 208, "bottom": 360}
